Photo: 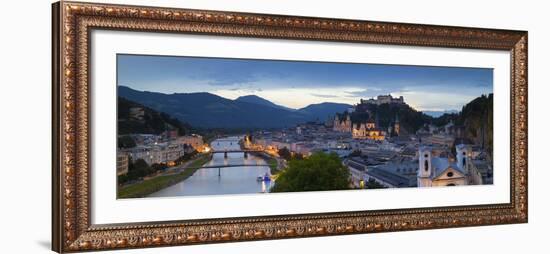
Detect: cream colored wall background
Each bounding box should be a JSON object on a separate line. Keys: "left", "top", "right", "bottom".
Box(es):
{"left": 0, "top": 0, "right": 546, "bottom": 253}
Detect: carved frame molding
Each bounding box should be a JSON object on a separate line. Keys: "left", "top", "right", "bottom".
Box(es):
{"left": 52, "top": 1, "right": 528, "bottom": 252}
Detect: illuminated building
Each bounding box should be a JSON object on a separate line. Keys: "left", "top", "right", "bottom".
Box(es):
{"left": 417, "top": 144, "right": 483, "bottom": 187}
{"left": 351, "top": 120, "right": 385, "bottom": 140}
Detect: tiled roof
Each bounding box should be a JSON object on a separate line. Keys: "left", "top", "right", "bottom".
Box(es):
{"left": 431, "top": 157, "right": 465, "bottom": 179}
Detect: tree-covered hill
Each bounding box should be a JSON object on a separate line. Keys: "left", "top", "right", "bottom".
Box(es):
{"left": 342, "top": 103, "right": 431, "bottom": 134}
{"left": 428, "top": 94, "right": 493, "bottom": 154}
{"left": 118, "top": 97, "right": 192, "bottom": 136}
{"left": 456, "top": 94, "right": 493, "bottom": 153}
{"left": 336, "top": 94, "right": 493, "bottom": 149}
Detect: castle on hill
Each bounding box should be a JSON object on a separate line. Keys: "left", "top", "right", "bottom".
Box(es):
{"left": 361, "top": 94, "right": 404, "bottom": 105}
{"left": 332, "top": 94, "right": 403, "bottom": 140}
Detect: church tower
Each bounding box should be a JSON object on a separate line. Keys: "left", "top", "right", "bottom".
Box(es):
{"left": 417, "top": 146, "right": 433, "bottom": 187}
{"left": 456, "top": 144, "right": 471, "bottom": 174}
{"left": 394, "top": 114, "right": 400, "bottom": 136}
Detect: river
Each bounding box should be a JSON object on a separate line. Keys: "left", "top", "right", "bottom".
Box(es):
{"left": 148, "top": 136, "right": 273, "bottom": 197}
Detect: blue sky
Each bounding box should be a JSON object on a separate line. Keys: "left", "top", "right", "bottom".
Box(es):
{"left": 117, "top": 54, "right": 493, "bottom": 111}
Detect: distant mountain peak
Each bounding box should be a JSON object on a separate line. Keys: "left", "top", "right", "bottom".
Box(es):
{"left": 299, "top": 102, "right": 351, "bottom": 108}
{"left": 297, "top": 102, "right": 353, "bottom": 122}
{"left": 235, "top": 95, "right": 295, "bottom": 111}
{"left": 422, "top": 109, "right": 459, "bottom": 118}
{"left": 236, "top": 94, "right": 262, "bottom": 99}
{"left": 118, "top": 86, "right": 355, "bottom": 129}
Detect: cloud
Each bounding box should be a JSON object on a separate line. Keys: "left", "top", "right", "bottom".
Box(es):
{"left": 345, "top": 87, "right": 403, "bottom": 98}
{"left": 118, "top": 54, "right": 493, "bottom": 111}
{"left": 311, "top": 93, "right": 340, "bottom": 98}
{"left": 393, "top": 90, "right": 481, "bottom": 111}
{"left": 206, "top": 73, "right": 258, "bottom": 86}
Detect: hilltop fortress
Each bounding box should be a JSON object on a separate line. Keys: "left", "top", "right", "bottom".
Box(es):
{"left": 332, "top": 94, "right": 403, "bottom": 140}
{"left": 360, "top": 94, "right": 404, "bottom": 105}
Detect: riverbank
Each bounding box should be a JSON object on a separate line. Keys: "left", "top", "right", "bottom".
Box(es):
{"left": 117, "top": 154, "right": 212, "bottom": 199}
{"left": 267, "top": 157, "right": 278, "bottom": 174}
{"left": 251, "top": 151, "right": 280, "bottom": 175}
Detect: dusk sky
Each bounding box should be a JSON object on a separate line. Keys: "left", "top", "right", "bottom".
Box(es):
{"left": 117, "top": 54, "right": 493, "bottom": 111}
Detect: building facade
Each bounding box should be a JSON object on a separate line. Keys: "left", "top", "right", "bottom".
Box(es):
{"left": 360, "top": 94, "right": 405, "bottom": 105}
{"left": 333, "top": 113, "right": 386, "bottom": 141}
{"left": 417, "top": 144, "right": 483, "bottom": 187}
{"left": 116, "top": 152, "right": 129, "bottom": 176}
{"left": 351, "top": 121, "right": 385, "bottom": 140}
{"left": 125, "top": 142, "right": 186, "bottom": 166}
{"left": 333, "top": 114, "right": 352, "bottom": 132}
{"left": 175, "top": 135, "right": 204, "bottom": 150}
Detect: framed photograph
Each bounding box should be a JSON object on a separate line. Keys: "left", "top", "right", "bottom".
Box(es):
{"left": 52, "top": 1, "right": 528, "bottom": 252}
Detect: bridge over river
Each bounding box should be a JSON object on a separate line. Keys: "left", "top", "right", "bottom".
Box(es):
{"left": 148, "top": 136, "right": 274, "bottom": 197}
{"left": 210, "top": 149, "right": 263, "bottom": 159}
{"left": 186, "top": 162, "right": 269, "bottom": 177}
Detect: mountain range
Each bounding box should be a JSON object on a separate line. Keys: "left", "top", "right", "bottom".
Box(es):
{"left": 118, "top": 86, "right": 351, "bottom": 129}
{"left": 118, "top": 97, "right": 191, "bottom": 136}
{"left": 235, "top": 95, "right": 295, "bottom": 112}
{"left": 422, "top": 110, "right": 459, "bottom": 118}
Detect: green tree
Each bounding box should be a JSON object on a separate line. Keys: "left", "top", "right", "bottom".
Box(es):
{"left": 447, "top": 93, "right": 493, "bottom": 156}
{"left": 292, "top": 153, "right": 304, "bottom": 160}
{"left": 126, "top": 159, "right": 153, "bottom": 181}
{"left": 151, "top": 163, "right": 168, "bottom": 172}
{"left": 271, "top": 152, "right": 350, "bottom": 193}
{"left": 350, "top": 103, "right": 430, "bottom": 134}
{"left": 117, "top": 97, "right": 192, "bottom": 136}
{"left": 278, "top": 147, "right": 292, "bottom": 161}
{"left": 175, "top": 149, "right": 198, "bottom": 165}
{"left": 365, "top": 178, "right": 386, "bottom": 189}
{"left": 118, "top": 135, "right": 136, "bottom": 149}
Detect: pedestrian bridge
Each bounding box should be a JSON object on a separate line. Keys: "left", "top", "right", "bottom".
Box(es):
{"left": 210, "top": 149, "right": 260, "bottom": 153}
{"left": 186, "top": 163, "right": 269, "bottom": 177}
{"left": 186, "top": 163, "right": 268, "bottom": 170}
{"left": 210, "top": 149, "right": 262, "bottom": 158}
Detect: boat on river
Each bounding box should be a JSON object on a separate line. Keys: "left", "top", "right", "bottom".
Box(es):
{"left": 257, "top": 173, "right": 271, "bottom": 182}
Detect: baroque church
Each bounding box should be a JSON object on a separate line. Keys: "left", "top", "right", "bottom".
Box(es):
{"left": 333, "top": 113, "right": 401, "bottom": 141}
{"left": 332, "top": 95, "right": 406, "bottom": 140}
{"left": 333, "top": 113, "right": 352, "bottom": 132}
{"left": 351, "top": 119, "right": 385, "bottom": 140}
{"left": 417, "top": 144, "right": 483, "bottom": 187}
{"left": 333, "top": 113, "right": 386, "bottom": 140}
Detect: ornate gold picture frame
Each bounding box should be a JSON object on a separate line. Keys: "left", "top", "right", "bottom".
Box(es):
{"left": 52, "top": 1, "right": 528, "bottom": 252}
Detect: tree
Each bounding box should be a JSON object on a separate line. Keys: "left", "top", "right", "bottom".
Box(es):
{"left": 118, "top": 135, "right": 136, "bottom": 149}
{"left": 292, "top": 153, "right": 304, "bottom": 160}
{"left": 126, "top": 159, "right": 154, "bottom": 181}
{"left": 117, "top": 97, "right": 192, "bottom": 136}
{"left": 365, "top": 178, "right": 386, "bottom": 189}
{"left": 271, "top": 152, "right": 350, "bottom": 192}
{"left": 116, "top": 159, "right": 154, "bottom": 184}
{"left": 349, "top": 150, "right": 362, "bottom": 157}
{"left": 151, "top": 163, "right": 168, "bottom": 172}
{"left": 278, "top": 147, "right": 292, "bottom": 161}
{"left": 175, "top": 149, "right": 198, "bottom": 165}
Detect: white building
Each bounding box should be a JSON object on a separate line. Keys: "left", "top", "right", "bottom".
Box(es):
{"left": 175, "top": 135, "right": 203, "bottom": 150}
{"left": 417, "top": 144, "right": 483, "bottom": 187}
{"left": 424, "top": 134, "right": 455, "bottom": 147}
{"left": 116, "top": 152, "right": 129, "bottom": 176}
{"left": 126, "top": 143, "right": 185, "bottom": 166}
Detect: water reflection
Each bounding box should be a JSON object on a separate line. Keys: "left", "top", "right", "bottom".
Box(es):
{"left": 148, "top": 136, "right": 273, "bottom": 197}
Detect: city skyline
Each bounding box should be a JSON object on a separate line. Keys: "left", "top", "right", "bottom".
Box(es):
{"left": 117, "top": 54, "right": 493, "bottom": 198}
{"left": 118, "top": 54, "right": 493, "bottom": 111}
